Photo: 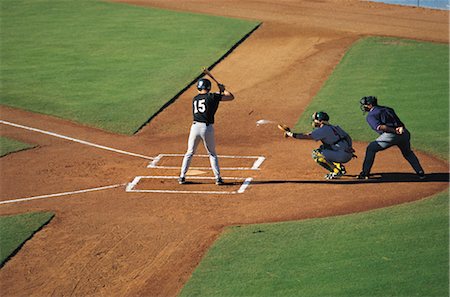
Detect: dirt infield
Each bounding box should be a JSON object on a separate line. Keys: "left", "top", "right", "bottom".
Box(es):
{"left": 0, "top": 0, "right": 448, "bottom": 296}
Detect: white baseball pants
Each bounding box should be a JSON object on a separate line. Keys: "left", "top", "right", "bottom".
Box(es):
{"left": 180, "top": 122, "right": 220, "bottom": 178}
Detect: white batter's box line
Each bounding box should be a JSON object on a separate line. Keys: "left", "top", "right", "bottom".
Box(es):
{"left": 126, "top": 176, "right": 253, "bottom": 195}
{"left": 148, "top": 154, "right": 265, "bottom": 171}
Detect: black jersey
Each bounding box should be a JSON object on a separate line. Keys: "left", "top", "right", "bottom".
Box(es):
{"left": 192, "top": 93, "right": 222, "bottom": 124}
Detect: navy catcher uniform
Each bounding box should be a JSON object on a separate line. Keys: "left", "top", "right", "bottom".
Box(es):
{"left": 179, "top": 78, "right": 234, "bottom": 185}
{"left": 283, "top": 112, "right": 355, "bottom": 179}
{"left": 357, "top": 96, "right": 425, "bottom": 179}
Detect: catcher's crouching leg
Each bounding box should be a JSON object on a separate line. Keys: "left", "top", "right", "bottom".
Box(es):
{"left": 312, "top": 149, "right": 337, "bottom": 173}
{"left": 333, "top": 162, "right": 346, "bottom": 174}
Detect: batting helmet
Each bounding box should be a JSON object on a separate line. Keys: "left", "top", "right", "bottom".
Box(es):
{"left": 360, "top": 96, "right": 378, "bottom": 112}
{"left": 312, "top": 111, "right": 330, "bottom": 122}
{"left": 197, "top": 78, "right": 211, "bottom": 91}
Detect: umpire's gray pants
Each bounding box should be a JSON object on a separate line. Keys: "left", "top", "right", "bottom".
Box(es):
{"left": 180, "top": 122, "right": 220, "bottom": 178}
{"left": 362, "top": 129, "right": 424, "bottom": 175}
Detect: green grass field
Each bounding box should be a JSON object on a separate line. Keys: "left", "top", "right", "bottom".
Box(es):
{"left": 180, "top": 190, "right": 449, "bottom": 297}
{"left": 1, "top": 0, "right": 259, "bottom": 134}
{"left": 0, "top": 212, "right": 54, "bottom": 267}
{"left": 1, "top": 5, "right": 447, "bottom": 295}
{"left": 180, "top": 38, "right": 449, "bottom": 296}
{"left": 295, "top": 37, "right": 449, "bottom": 160}
{"left": 0, "top": 136, "right": 35, "bottom": 157}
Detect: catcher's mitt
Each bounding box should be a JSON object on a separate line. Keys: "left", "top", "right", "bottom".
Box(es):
{"left": 277, "top": 124, "right": 291, "bottom": 138}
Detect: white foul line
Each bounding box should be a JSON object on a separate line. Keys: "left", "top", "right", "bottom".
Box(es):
{"left": 0, "top": 184, "right": 125, "bottom": 205}
{"left": 0, "top": 120, "right": 154, "bottom": 160}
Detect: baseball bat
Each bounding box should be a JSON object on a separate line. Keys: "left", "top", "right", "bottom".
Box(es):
{"left": 202, "top": 67, "right": 221, "bottom": 85}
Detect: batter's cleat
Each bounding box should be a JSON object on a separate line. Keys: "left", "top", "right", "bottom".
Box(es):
{"left": 215, "top": 177, "right": 225, "bottom": 185}
{"left": 417, "top": 171, "right": 426, "bottom": 180}
{"left": 356, "top": 172, "right": 369, "bottom": 180}
{"left": 178, "top": 177, "right": 186, "bottom": 184}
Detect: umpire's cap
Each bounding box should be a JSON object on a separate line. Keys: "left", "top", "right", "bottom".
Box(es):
{"left": 360, "top": 96, "right": 378, "bottom": 112}
{"left": 360, "top": 96, "right": 378, "bottom": 106}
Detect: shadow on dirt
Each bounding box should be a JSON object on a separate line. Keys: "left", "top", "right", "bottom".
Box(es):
{"left": 252, "top": 172, "right": 450, "bottom": 185}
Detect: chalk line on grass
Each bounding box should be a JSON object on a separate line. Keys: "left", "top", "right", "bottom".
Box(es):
{"left": 0, "top": 120, "right": 154, "bottom": 160}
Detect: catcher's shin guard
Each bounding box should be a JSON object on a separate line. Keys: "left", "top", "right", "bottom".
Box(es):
{"left": 333, "top": 162, "right": 346, "bottom": 175}
{"left": 312, "top": 149, "right": 336, "bottom": 172}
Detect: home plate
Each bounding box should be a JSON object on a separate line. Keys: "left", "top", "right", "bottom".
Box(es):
{"left": 186, "top": 169, "right": 207, "bottom": 176}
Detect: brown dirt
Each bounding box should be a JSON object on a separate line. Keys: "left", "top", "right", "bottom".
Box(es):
{"left": 0, "top": 0, "right": 448, "bottom": 296}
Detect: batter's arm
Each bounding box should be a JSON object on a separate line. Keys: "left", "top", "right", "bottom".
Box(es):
{"left": 220, "top": 89, "right": 234, "bottom": 101}
{"left": 217, "top": 85, "right": 234, "bottom": 101}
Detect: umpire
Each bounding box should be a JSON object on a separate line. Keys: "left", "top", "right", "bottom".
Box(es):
{"left": 357, "top": 96, "right": 425, "bottom": 180}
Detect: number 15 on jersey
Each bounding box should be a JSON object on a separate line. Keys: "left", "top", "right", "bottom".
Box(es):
{"left": 194, "top": 99, "right": 206, "bottom": 113}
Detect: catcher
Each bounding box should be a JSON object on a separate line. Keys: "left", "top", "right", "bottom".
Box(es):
{"left": 279, "top": 112, "right": 356, "bottom": 179}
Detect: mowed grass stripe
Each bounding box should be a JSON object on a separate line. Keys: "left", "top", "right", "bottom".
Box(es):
{"left": 0, "top": 212, "right": 55, "bottom": 267}
{"left": 180, "top": 190, "right": 449, "bottom": 297}
{"left": 0, "top": 136, "right": 35, "bottom": 157}
{"left": 295, "top": 37, "right": 449, "bottom": 160}
{"left": 1, "top": 0, "right": 259, "bottom": 134}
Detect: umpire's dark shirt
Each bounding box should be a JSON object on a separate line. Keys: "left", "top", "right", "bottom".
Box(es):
{"left": 366, "top": 106, "right": 404, "bottom": 134}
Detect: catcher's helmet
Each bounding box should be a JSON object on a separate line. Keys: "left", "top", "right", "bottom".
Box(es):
{"left": 312, "top": 111, "right": 330, "bottom": 122}
{"left": 360, "top": 96, "right": 378, "bottom": 112}
{"left": 197, "top": 78, "right": 211, "bottom": 91}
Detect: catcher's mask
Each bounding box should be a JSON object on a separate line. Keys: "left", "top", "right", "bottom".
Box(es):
{"left": 197, "top": 78, "right": 211, "bottom": 91}
{"left": 311, "top": 111, "right": 329, "bottom": 127}
{"left": 360, "top": 96, "right": 378, "bottom": 112}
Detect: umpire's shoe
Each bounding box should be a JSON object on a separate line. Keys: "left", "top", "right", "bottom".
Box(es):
{"left": 356, "top": 172, "right": 369, "bottom": 180}
{"left": 417, "top": 171, "right": 426, "bottom": 180}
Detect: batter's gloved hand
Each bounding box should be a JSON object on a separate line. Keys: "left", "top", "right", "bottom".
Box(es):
{"left": 218, "top": 84, "right": 225, "bottom": 93}
{"left": 277, "top": 124, "right": 293, "bottom": 138}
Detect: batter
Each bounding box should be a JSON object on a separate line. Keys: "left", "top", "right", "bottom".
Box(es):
{"left": 179, "top": 78, "right": 234, "bottom": 185}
